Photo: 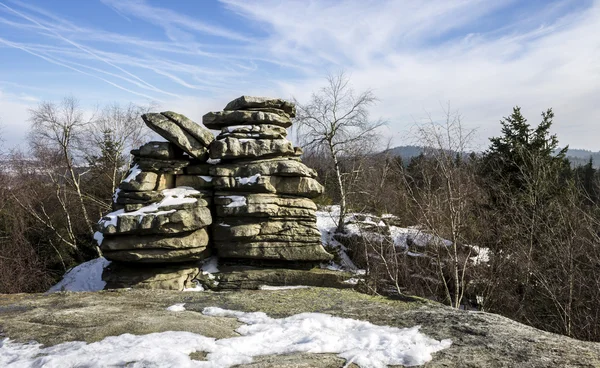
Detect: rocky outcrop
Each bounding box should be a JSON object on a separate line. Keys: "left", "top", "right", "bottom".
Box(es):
{"left": 95, "top": 97, "right": 332, "bottom": 290}
{"left": 96, "top": 117, "right": 214, "bottom": 268}
{"left": 2, "top": 288, "right": 599, "bottom": 367}
{"left": 206, "top": 97, "right": 331, "bottom": 263}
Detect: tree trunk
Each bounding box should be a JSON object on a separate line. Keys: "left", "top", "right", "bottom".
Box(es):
{"left": 330, "top": 144, "right": 346, "bottom": 233}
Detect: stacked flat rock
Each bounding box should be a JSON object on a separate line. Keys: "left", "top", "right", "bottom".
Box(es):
{"left": 95, "top": 112, "right": 215, "bottom": 266}
{"left": 204, "top": 96, "right": 333, "bottom": 262}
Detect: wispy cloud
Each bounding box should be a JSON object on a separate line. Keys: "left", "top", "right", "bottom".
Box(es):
{"left": 0, "top": 0, "right": 598, "bottom": 149}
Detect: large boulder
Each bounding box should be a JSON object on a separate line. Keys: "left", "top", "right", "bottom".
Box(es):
{"left": 203, "top": 111, "right": 292, "bottom": 130}
{"left": 212, "top": 175, "right": 323, "bottom": 198}
{"left": 142, "top": 113, "right": 209, "bottom": 159}
{"left": 210, "top": 158, "right": 316, "bottom": 178}
{"left": 161, "top": 111, "right": 214, "bottom": 147}
{"left": 102, "top": 263, "right": 200, "bottom": 290}
{"left": 224, "top": 96, "right": 296, "bottom": 117}
{"left": 210, "top": 137, "right": 295, "bottom": 160}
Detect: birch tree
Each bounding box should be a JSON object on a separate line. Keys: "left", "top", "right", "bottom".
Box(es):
{"left": 295, "top": 72, "right": 385, "bottom": 232}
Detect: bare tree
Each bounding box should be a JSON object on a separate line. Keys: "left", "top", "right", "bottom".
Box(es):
{"left": 28, "top": 96, "right": 100, "bottom": 256}
{"left": 295, "top": 71, "right": 385, "bottom": 232}
{"left": 399, "top": 106, "right": 480, "bottom": 308}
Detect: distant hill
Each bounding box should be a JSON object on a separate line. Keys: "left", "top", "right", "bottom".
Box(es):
{"left": 386, "top": 146, "right": 600, "bottom": 168}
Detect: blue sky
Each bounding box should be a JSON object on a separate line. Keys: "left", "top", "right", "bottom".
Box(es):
{"left": 1, "top": 0, "right": 599, "bottom": 150}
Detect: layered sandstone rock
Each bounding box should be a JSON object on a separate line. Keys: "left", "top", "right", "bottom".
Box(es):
{"left": 205, "top": 96, "right": 332, "bottom": 263}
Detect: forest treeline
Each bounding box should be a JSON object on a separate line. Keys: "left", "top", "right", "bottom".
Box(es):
{"left": 0, "top": 90, "right": 599, "bottom": 343}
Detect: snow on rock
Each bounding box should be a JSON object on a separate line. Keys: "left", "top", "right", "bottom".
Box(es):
{"left": 166, "top": 303, "right": 186, "bottom": 312}
{"left": 47, "top": 257, "right": 111, "bottom": 293}
{"left": 223, "top": 195, "right": 247, "bottom": 208}
{"left": 98, "top": 187, "right": 200, "bottom": 229}
{"left": 316, "top": 206, "right": 360, "bottom": 271}
{"left": 236, "top": 173, "right": 261, "bottom": 185}
{"left": 0, "top": 307, "right": 452, "bottom": 368}
{"left": 93, "top": 231, "right": 104, "bottom": 246}
{"left": 201, "top": 257, "right": 220, "bottom": 274}
{"left": 121, "top": 164, "right": 141, "bottom": 183}
{"left": 199, "top": 175, "right": 213, "bottom": 182}
{"left": 258, "top": 285, "right": 310, "bottom": 291}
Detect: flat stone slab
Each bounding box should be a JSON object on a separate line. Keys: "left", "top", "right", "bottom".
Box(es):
{"left": 210, "top": 137, "right": 295, "bottom": 160}
{"left": 214, "top": 193, "right": 317, "bottom": 218}
{"left": 103, "top": 247, "right": 211, "bottom": 263}
{"left": 101, "top": 229, "right": 209, "bottom": 251}
{"left": 210, "top": 158, "right": 316, "bottom": 178}
{"left": 102, "top": 263, "right": 201, "bottom": 290}
{"left": 133, "top": 157, "right": 193, "bottom": 174}
{"left": 224, "top": 95, "right": 296, "bottom": 117}
{"left": 203, "top": 110, "right": 292, "bottom": 130}
{"left": 142, "top": 113, "right": 209, "bottom": 159}
{"left": 132, "top": 141, "right": 179, "bottom": 160}
{"left": 213, "top": 220, "right": 320, "bottom": 242}
{"left": 218, "top": 124, "right": 288, "bottom": 140}
{"left": 215, "top": 241, "right": 333, "bottom": 261}
{"left": 213, "top": 175, "right": 323, "bottom": 198}
{"left": 161, "top": 111, "right": 214, "bottom": 147}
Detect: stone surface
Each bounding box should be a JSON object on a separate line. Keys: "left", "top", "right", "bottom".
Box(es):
{"left": 155, "top": 173, "right": 175, "bottom": 191}
{"left": 99, "top": 203, "right": 212, "bottom": 235}
{"left": 203, "top": 110, "right": 292, "bottom": 130}
{"left": 118, "top": 171, "right": 158, "bottom": 192}
{"left": 224, "top": 95, "right": 296, "bottom": 117}
{"left": 216, "top": 241, "right": 333, "bottom": 261}
{"left": 185, "top": 164, "right": 211, "bottom": 175}
{"left": 133, "top": 157, "right": 192, "bottom": 173}
{"left": 161, "top": 111, "right": 214, "bottom": 147}
{"left": 210, "top": 158, "right": 316, "bottom": 178}
{"left": 137, "top": 141, "right": 177, "bottom": 159}
{"left": 103, "top": 263, "right": 201, "bottom": 290}
{"left": 218, "top": 124, "right": 287, "bottom": 140}
{"left": 101, "top": 229, "right": 209, "bottom": 251}
{"left": 103, "top": 247, "right": 210, "bottom": 263}
{"left": 213, "top": 175, "right": 323, "bottom": 198}
{"left": 213, "top": 220, "right": 320, "bottom": 242}
{"left": 210, "top": 137, "right": 295, "bottom": 160}
{"left": 214, "top": 193, "right": 317, "bottom": 218}
{"left": 114, "top": 190, "right": 164, "bottom": 205}
{"left": 2, "top": 288, "right": 597, "bottom": 367}
{"left": 175, "top": 175, "right": 213, "bottom": 190}
{"left": 142, "top": 113, "right": 209, "bottom": 159}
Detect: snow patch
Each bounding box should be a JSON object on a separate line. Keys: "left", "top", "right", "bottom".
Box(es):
{"left": 199, "top": 175, "right": 213, "bottom": 182}
{"left": 0, "top": 307, "right": 451, "bottom": 368}
{"left": 201, "top": 257, "right": 220, "bottom": 275}
{"left": 222, "top": 195, "right": 247, "bottom": 208}
{"left": 47, "top": 257, "right": 111, "bottom": 293}
{"left": 98, "top": 187, "right": 200, "bottom": 230}
{"left": 236, "top": 173, "right": 261, "bottom": 185}
{"left": 93, "top": 231, "right": 104, "bottom": 246}
{"left": 166, "top": 303, "right": 186, "bottom": 312}
{"left": 259, "top": 285, "right": 310, "bottom": 290}
{"left": 121, "top": 164, "right": 141, "bottom": 183}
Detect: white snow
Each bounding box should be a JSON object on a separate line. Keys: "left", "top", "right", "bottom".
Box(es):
{"left": 166, "top": 303, "right": 186, "bottom": 312}
{"left": 93, "top": 231, "right": 104, "bottom": 246}
{"left": 47, "top": 257, "right": 111, "bottom": 293}
{"left": 469, "top": 246, "right": 490, "bottom": 265}
{"left": 112, "top": 188, "right": 121, "bottom": 203}
{"left": 259, "top": 285, "right": 310, "bottom": 290}
{"left": 0, "top": 307, "right": 451, "bottom": 368}
{"left": 207, "top": 158, "right": 221, "bottom": 165}
{"left": 222, "top": 195, "right": 247, "bottom": 208}
{"left": 98, "top": 187, "right": 200, "bottom": 230}
{"left": 236, "top": 173, "right": 261, "bottom": 185}
{"left": 343, "top": 278, "right": 360, "bottom": 285}
{"left": 121, "top": 164, "right": 141, "bottom": 183}
{"left": 183, "top": 283, "right": 205, "bottom": 292}
{"left": 201, "top": 257, "right": 220, "bottom": 274}
{"left": 238, "top": 138, "right": 254, "bottom": 143}
{"left": 199, "top": 175, "right": 213, "bottom": 182}
{"left": 225, "top": 124, "right": 255, "bottom": 132}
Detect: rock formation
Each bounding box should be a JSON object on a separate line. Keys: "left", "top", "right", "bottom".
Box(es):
{"left": 95, "top": 97, "right": 338, "bottom": 290}
{"left": 206, "top": 96, "right": 332, "bottom": 263}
